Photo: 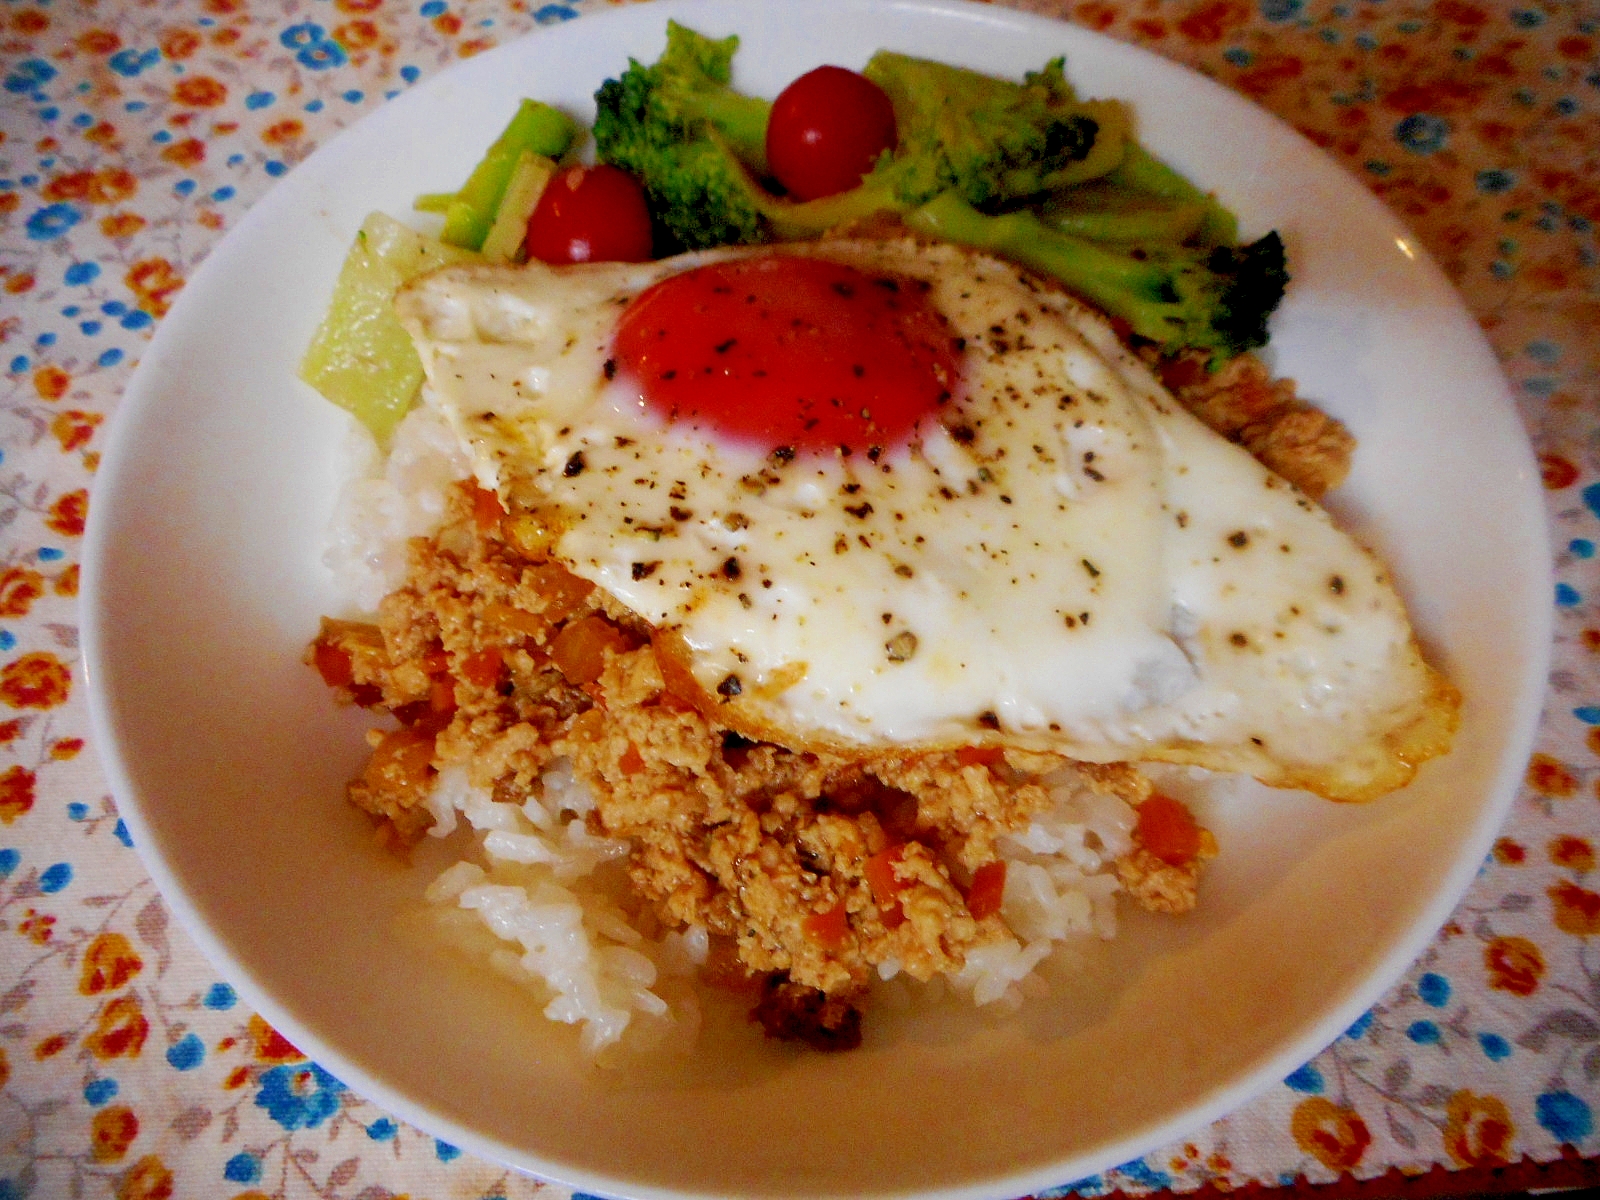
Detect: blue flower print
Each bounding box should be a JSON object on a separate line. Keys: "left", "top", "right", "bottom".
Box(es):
{"left": 108, "top": 48, "right": 160, "bottom": 78}
{"left": 255, "top": 1062, "right": 346, "bottom": 1131}
{"left": 1537, "top": 1090, "right": 1594, "bottom": 1143}
{"left": 26, "top": 203, "right": 82, "bottom": 241}
{"left": 280, "top": 23, "right": 327, "bottom": 50}
{"left": 4, "top": 59, "right": 56, "bottom": 95}
{"left": 1395, "top": 113, "right": 1450, "bottom": 154}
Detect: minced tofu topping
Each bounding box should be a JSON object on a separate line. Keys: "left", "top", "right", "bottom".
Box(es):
{"left": 310, "top": 480, "right": 1218, "bottom": 1047}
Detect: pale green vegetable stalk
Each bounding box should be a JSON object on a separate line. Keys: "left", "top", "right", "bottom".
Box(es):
{"left": 480, "top": 150, "right": 557, "bottom": 263}
{"left": 299, "top": 212, "right": 478, "bottom": 442}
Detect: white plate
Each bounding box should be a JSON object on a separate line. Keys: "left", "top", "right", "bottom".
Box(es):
{"left": 81, "top": 1, "right": 1551, "bottom": 1197}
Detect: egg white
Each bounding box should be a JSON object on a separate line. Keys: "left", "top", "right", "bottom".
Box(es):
{"left": 395, "top": 238, "right": 1456, "bottom": 801}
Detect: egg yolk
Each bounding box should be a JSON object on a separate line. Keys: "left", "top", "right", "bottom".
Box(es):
{"left": 613, "top": 255, "right": 962, "bottom": 453}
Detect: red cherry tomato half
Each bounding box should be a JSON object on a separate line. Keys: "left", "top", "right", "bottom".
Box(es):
{"left": 525, "top": 163, "right": 654, "bottom": 265}
{"left": 765, "top": 66, "right": 897, "bottom": 202}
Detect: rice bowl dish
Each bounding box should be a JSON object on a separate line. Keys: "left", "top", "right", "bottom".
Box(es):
{"left": 78, "top": 2, "right": 1548, "bottom": 1195}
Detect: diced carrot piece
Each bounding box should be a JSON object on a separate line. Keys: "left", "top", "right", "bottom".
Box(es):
{"left": 421, "top": 647, "right": 450, "bottom": 676}
{"left": 429, "top": 678, "right": 456, "bottom": 715}
{"left": 526, "top": 563, "right": 595, "bottom": 622}
{"left": 618, "top": 743, "right": 645, "bottom": 775}
{"left": 471, "top": 484, "right": 505, "bottom": 533}
{"left": 955, "top": 746, "right": 1005, "bottom": 768}
{"left": 1135, "top": 792, "right": 1203, "bottom": 866}
{"left": 550, "top": 615, "right": 626, "bottom": 685}
{"left": 312, "top": 641, "right": 354, "bottom": 689}
{"left": 459, "top": 647, "right": 503, "bottom": 689}
{"left": 965, "top": 861, "right": 1007, "bottom": 920}
{"left": 802, "top": 900, "right": 849, "bottom": 949}
{"left": 482, "top": 600, "right": 545, "bottom": 639}
{"left": 864, "top": 845, "right": 906, "bottom": 929}
{"left": 362, "top": 727, "right": 436, "bottom": 796}
{"left": 650, "top": 630, "right": 708, "bottom": 709}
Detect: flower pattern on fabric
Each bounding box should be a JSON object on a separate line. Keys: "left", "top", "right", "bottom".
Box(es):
{"left": 0, "top": 0, "right": 1596, "bottom": 1197}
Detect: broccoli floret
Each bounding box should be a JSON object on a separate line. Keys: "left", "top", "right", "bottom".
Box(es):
{"left": 594, "top": 27, "right": 1136, "bottom": 250}
{"left": 592, "top": 21, "right": 776, "bottom": 250}
{"left": 907, "top": 192, "right": 1288, "bottom": 362}
{"left": 861, "top": 53, "right": 1117, "bottom": 209}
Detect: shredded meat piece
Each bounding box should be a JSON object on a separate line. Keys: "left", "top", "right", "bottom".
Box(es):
{"left": 1160, "top": 351, "right": 1354, "bottom": 499}
{"left": 751, "top": 975, "right": 863, "bottom": 1052}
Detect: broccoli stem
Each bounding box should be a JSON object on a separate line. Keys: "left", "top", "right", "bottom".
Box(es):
{"left": 1038, "top": 196, "right": 1207, "bottom": 244}
{"left": 431, "top": 99, "right": 577, "bottom": 250}
{"left": 907, "top": 192, "right": 1180, "bottom": 324}
{"left": 1101, "top": 143, "right": 1238, "bottom": 247}
{"left": 681, "top": 88, "right": 772, "bottom": 173}
{"left": 906, "top": 191, "right": 1285, "bottom": 362}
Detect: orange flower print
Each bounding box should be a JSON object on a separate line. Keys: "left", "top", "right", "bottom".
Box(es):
{"left": 85, "top": 121, "right": 120, "bottom": 147}
{"left": 79, "top": 28, "right": 122, "bottom": 54}
{"left": 126, "top": 258, "right": 184, "bottom": 317}
{"left": 19, "top": 909, "right": 53, "bottom": 944}
{"left": 0, "top": 720, "right": 21, "bottom": 745}
{"left": 0, "top": 193, "right": 17, "bottom": 217}
{"left": 173, "top": 76, "right": 227, "bottom": 107}
{"left": 160, "top": 27, "right": 201, "bottom": 60}
{"left": 54, "top": 565, "right": 80, "bottom": 597}
{"left": 0, "top": 566, "right": 45, "bottom": 616}
{"left": 1177, "top": 0, "right": 1251, "bottom": 44}
{"left": 248, "top": 1013, "right": 305, "bottom": 1064}
{"left": 336, "top": 0, "right": 383, "bottom": 11}
{"left": 101, "top": 211, "right": 146, "bottom": 239}
{"left": 1, "top": 652, "right": 72, "bottom": 710}
{"left": 50, "top": 737, "right": 84, "bottom": 760}
{"left": 1443, "top": 1090, "right": 1515, "bottom": 1167}
{"left": 117, "top": 1155, "right": 174, "bottom": 1200}
{"left": 334, "top": 19, "right": 382, "bottom": 49}
{"left": 1493, "top": 838, "right": 1526, "bottom": 865}
{"left": 1485, "top": 935, "right": 1545, "bottom": 995}
{"left": 43, "top": 168, "right": 136, "bottom": 205}
{"left": 160, "top": 138, "right": 206, "bottom": 168}
{"left": 1527, "top": 753, "right": 1578, "bottom": 798}
{"left": 0, "top": 765, "right": 36, "bottom": 823}
{"left": 12, "top": 9, "right": 48, "bottom": 33}
{"left": 1551, "top": 835, "right": 1596, "bottom": 873}
{"left": 0, "top": 1045, "right": 8, "bottom": 1089}
{"left": 262, "top": 118, "right": 304, "bottom": 146}
{"left": 91, "top": 1105, "right": 140, "bottom": 1162}
{"left": 80, "top": 932, "right": 144, "bottom": 995}
{"left": 33, "top": 364, "right": 70, "bottom": 401}
{"left": 1550, "top": 880, "right": 1600, "bottom": 936}
{"left": 51, "top": 410, "right": 102, "bottom": 453}
{"left": 1291, "top": 1096, "right": 1372, "bottom": 1171}
{"left": 87, "top": 995, "right": 150, "bottom": 1060}
{"left": 47, "top": 489, "right": 88, "bottom": 537}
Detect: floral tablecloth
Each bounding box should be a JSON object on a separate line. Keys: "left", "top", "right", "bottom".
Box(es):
{"left": 1, "top": 0, "right": 1596, "bottom": 1196}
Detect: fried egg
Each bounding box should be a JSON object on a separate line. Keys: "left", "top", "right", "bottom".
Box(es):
{"left": 394, "top": 237, "right": 1457, "bottom": 802}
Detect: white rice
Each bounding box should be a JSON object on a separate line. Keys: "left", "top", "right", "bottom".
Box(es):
{"left": 329, "top": 405, "right": 1139, "bottom": 1057}
{"left": 421, "top": 762, "right": 704, "bottom": 1059}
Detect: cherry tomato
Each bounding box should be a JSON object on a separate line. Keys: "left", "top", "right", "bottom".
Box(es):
{"left": 525, "top": 163, "right": 653, "bottom": 265}
{"left": 765, "top": 66, "right": 897, "bottom": 202}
